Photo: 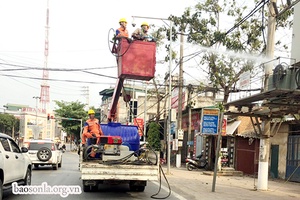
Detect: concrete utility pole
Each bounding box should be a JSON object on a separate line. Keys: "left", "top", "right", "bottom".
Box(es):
{"left": 131, "top": 15, "right": 173, "bottom": 174}
{"left": 187, "top": 84, "right": 193, "bottom": 158}
{"left": 176, "top": 32, "right": 184, "bottom": 168}
{"left": 257, "top": 0, "right": 277, "bottom": 190}
{"left": 167, "top": 20, "right": 173, "bottom": 175}
{"left": 143, "top": 81, "right": 148, "bottom": 142}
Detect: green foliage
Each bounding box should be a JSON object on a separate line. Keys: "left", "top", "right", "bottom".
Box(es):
{"left": 54, "top": 100, "right": 87, "bottom": 139}
{"left": 0, "top": 113, "right": 19, "bottom": 136}
{"left": 155, "top": 0, "right": 292, "bottom": 103}
{"left": 146, "top": 122, "right": 161, "bottom": 151}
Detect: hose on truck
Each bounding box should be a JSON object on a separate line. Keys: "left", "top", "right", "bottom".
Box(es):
{"left": 102, "top": 147, "right": 171, "bottom": 199}
{"left": 123, "top": 93, "right": 172, "bottom": 199}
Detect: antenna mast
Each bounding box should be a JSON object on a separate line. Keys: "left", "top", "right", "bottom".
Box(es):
{"left": 40, "top": 0, "right": 50, "bottom": 110}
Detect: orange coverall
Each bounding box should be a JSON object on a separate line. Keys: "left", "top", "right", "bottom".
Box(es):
{"left": 116, "top": 27, "right": 129, "bottom": 38}
{"left": 81, "top": 118, "right": 104, "bottom": 145}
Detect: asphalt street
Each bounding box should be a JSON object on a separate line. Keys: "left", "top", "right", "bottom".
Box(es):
{"left": 5, "top": 148, "right": 298, "bottom": 200}
{"left": 3, "top": 151, "right": 175, "bottom": 200}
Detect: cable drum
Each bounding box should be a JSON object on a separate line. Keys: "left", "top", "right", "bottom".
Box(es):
{"left": 295, "top": 69, "right": 300, "bottom": 89}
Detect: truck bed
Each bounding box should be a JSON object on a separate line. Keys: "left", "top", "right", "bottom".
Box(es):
{"left": 81, "top": 160, "right": 159, "bottom": 181}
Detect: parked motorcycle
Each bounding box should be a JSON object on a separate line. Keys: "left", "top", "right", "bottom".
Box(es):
{"left": 186, "top": 153, "right": 208, "bottom": 171}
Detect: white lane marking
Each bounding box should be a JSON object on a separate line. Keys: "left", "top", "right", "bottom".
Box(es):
{"left": 151, "top": 181, "right": 187, "bottom": 200}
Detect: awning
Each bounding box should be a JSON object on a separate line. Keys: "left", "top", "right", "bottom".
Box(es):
{"left": 226, "top": 120, "right": 241, "bottom": 135}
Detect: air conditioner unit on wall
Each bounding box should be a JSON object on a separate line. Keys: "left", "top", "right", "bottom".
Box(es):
{"left": 267, "top": 64, "right": 300, "bottom": 91}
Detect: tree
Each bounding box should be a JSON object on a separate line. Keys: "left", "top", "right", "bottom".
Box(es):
{"left": 146, "top": 122, "right": 161, "bottom": 151}
{"left": 54, "top": 100, "right": 87, "bottom": 140}
{"left": 158, "top": 0, "right": 293, "bottom": 103}
{"left": 0, "top": 113, "right": 19, "bottom": 137}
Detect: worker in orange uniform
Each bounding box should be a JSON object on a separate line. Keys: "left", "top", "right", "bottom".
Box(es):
{"left": 116, "top": 18, "right": 129, "bottom": 38}
{"left": 132, "top": 22, "right": 155, "bottom": 42}
{"left": 81, "top": 109, "right": 104, "bottom": 147}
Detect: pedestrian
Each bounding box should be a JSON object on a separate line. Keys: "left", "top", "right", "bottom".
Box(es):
{"left": 132, "top": 22, "right": 155, "bottom": 42}
{"left": 81, "top": 109, "right": 104, "bottom": 148}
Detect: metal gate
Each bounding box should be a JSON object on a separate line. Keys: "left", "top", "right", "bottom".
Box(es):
{"left": 286, "top": 135, "right": 300, "bottom": 182}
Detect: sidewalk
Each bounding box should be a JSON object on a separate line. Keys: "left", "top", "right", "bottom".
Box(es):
{"left": 160, "top": 166, "right": 300, "bottom": 200}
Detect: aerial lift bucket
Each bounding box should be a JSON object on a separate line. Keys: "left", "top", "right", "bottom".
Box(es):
{"left": 117, "top": 38, "right": 156, "bottom": 81}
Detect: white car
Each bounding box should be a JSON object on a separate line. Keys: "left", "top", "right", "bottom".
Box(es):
{"left": 0, "top": 133, "right": 32, "bottom": 200}
{"left": 24, "top": 139, "right": 62, "bottom": 170}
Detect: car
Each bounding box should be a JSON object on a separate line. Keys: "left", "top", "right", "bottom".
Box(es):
{"left": 0, "top": 133, "right": 32, "bottom": 200}
{"left": 23, "top": 139, "right": 62, "bottom": 170}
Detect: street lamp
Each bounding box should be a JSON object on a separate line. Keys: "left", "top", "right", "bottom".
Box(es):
{"left": 33, "top": 96, "right": 41, "bottom": 125}
{"left": 132, "top": 16, "right": 173, "bottom": 174}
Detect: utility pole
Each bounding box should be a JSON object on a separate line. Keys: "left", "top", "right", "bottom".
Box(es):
{"left": 167, "top": 20, "right": 173, "bottom": 175}
{"left": 33, "top": 96, "right": 41, "bottom": 125}
{"left": 33, "top": 96, "right": 41, "bottom": 140}
{"left": 187, "top": 84, "right": 193, "bottom": 158}
{"left": 131, "top": 15, "right": 173, "bottom": 175}
{"left": 143, "top": 81, "right": 148, "bottom": 142}
{"left": 176, "top": 32, "right": 184, "bottom": 168}
{"left": 257, "top": 0, "right": 277, "bottom": 191}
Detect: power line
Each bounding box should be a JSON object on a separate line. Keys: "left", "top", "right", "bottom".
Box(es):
{"left": 0, "top": 74, "right": 116, "bottom": 84}
{"left": 0, "top": 62, "right": 117, "bottom": 71}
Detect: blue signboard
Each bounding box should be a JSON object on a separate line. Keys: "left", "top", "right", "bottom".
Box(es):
{"left": 170, "top": 122, "right": 176, "bottom": 135}
{"left": 201, "top": 108, "right": 219, "bottom": 134}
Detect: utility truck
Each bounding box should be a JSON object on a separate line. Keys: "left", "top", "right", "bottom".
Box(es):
{"left": 80, "top": 38, "right": 159, "bottom": 192}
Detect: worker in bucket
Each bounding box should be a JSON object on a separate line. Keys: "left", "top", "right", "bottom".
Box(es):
{"left": 132, "top": 22, "right": 156, "bottom": 42}
{"left": 116, "top": 18, "right": 129, "bottom": 38}
{"left": 81, "top": 109, "right": 104, "bottom": 151}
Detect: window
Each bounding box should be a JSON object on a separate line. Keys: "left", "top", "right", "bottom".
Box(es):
{"left": 27, "top": 142, "right": 53, "bottom": 150}
{"left": 9, "top": 139, "right": 20, "bottom": 153}
{"left": 0, "top": 138, "right": 11, "bottom": 152}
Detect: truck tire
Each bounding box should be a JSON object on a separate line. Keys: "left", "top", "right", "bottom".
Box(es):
{"left": 83, "top": 185, "right": 90, "bottom": 192}
{"left": 37, "top": 147, "right": 52, "bottom": 161}
{"left": 82, "top": 180, "right": 97, "bottom": 192}
{"left": 130, "top": 185, "right": 145, "bottom": 192}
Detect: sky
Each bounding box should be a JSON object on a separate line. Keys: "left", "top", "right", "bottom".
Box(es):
{"left": 0, "top": 0, "right": 199, "bottom": 110}
{"left": 0, "top": 0, "right": 294, "bottom": 111}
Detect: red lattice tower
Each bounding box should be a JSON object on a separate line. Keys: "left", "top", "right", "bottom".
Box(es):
{"left": 40, "top": 0, "right": 50, "bottom": 110}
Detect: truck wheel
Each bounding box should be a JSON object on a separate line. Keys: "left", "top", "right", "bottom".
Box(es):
{"left": 83, "top": 185, "right": 90, "bottom": 192}
{"left": 187, "top": 163, "right": 194, "bottom": 171}
{"left": 82, "top": 181, "right": 97, "bottom": 192}
{"left": 130, "top": 185, "right": 145, "bottom": 192}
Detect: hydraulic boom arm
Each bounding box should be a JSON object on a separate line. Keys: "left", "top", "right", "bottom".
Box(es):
{"left": 107, "top": 77, "right": 124, "bottom": 122}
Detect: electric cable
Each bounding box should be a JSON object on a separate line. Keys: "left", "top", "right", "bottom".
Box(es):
{"left": 0, "top": 74, "right": 116, "bottom": 84}
{"left": 107, "top": 28, "right": 134, "bottom": 58}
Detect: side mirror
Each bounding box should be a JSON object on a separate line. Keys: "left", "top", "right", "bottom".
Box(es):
{"left": 21, "top": 147, "right": 28, "bottom": 153}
